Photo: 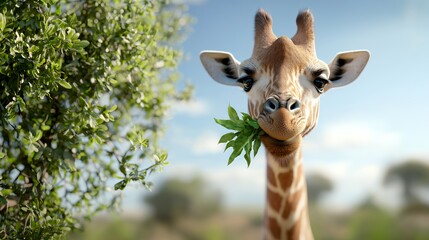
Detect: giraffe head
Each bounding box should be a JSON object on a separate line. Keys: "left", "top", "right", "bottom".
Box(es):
{"left": 201, "top": 9, "right": 369, "bottom": 160}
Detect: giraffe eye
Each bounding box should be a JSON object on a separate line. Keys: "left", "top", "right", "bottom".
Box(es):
{"left": 243, "top": 78, "right": 254, "bottom": 92}
{"left": 313, "top": 78, "right": 328, "bottom": 93}
{"left": 238, "top": 76, "right": 254, "bottom": 92}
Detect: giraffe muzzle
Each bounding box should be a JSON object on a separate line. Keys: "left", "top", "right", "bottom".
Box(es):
{"left": 263, "top": 97, "right": 301, "bottom": 113}
{"left": 258, "top": 97, "right": 306, "bottom": 142}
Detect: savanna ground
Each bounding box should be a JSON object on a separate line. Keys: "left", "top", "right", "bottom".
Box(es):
{"left": 70, "top": 204, "right": 429, "bottom": 240}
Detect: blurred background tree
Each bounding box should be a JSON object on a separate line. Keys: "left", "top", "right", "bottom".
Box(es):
{"left": 0, "top": 0, "right": 191, "bottom": 239}
{"left": 141, "top": 176, "right": 224, "bottom": 240}
{"left": 384, "top": 160, "right": 429, "bottom": 212}
{"left": 306, "top": 172, "right": 334, "bottom": 205}
{"left": 145, "top": 177, "right": 222, "bottom": 225}
{"left": 306, "top": 172, "right": 335, "bottom": 239}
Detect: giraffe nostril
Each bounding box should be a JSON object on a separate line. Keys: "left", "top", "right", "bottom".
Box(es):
{"left": 264, "top": 98, "right": 279, "bottom": 113}
{"left": 289, "top": 100, "right": 300, "bottom": 111}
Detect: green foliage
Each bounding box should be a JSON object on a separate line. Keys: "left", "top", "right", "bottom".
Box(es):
{"left": 69, "top": 215, "right": 138, "bottom": 240}
{"left": 144, "top": 177, "right": 222, "bottom": 225}
{"left": 310, "top": 195, "right": 429, "bottom": 240}
{"left": 0, "top": 0, "right": 191, "bottom": 239}
{"left": 214, "top": 105, "right": 263, "bottom": 166}
{"left": 347, "top": 205, "right": 395, "bottom": 240}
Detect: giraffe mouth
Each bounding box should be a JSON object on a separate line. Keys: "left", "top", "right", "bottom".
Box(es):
{"left": 257, "top": 107, "right": 305, "bottom": 156}
{"left": 257, "top": 108, "right": 306, "bottom": 142}
{"left": 262, "top": 133, "right": 300, "bottom": 144}
{"left": 260, "top": 133, "right": 302, "bottom": 157}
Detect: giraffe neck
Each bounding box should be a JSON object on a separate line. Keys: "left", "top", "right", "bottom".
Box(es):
{"left": 264, "top": 146, "right": 313, "bottom": 240}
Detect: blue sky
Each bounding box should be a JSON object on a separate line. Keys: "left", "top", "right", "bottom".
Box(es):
{"left": 124, "top": 0, "right": 429, "bottom": 211}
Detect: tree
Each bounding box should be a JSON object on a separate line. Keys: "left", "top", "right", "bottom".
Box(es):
{"left": 0, "top": 0, "right": 191, "bottom": 239}
{"left": 306, "top": 172, "right": 334, "bottom": 204}
{"left": 144, "top": 177, "right": 222, "bottom": 225}
{"left": 384, "top": 160, "right": 429, "bottom": 207}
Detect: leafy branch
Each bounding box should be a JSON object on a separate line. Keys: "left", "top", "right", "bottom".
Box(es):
{"left": 214, "top": 105, "right": 263, "bottom": 166}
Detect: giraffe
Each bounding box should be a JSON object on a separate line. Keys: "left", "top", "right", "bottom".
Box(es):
{"left": 200, "top": 9, "right": 369, "bottom": 240}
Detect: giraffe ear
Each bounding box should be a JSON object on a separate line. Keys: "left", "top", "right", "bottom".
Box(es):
{"left": 200, "top": 51, "right": 241, "bottom": 86}
{"left": 328, "top": 50, "right": 370, "bottom": 88}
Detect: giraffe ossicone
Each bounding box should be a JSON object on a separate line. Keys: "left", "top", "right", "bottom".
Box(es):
{"left": 200, "top": 9, "right": 369, "bottom": 240}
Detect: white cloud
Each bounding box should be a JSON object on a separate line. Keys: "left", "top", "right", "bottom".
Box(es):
{"left": 206, "top": 161, "right": 265, "bottom": 188}
{"left": 165, "top": 128, "right": 223, "bottom": 156}
{"left": 357, "top": 164, "right": 383, "bottom": 183}
{"left": 191, "top": 131, "right": 223, "bottom": 155}
{"left": 205, "top": 164, "right": 265, "bottom": 207}
{"left": 302, "top": 120, "right": 401, "bottom": 208}
{"left": 324, "top": 122, "right": 399, "bottom": 149}
{"left": 403, "top": 0, "right": 429, "bottom": 22}
{"left": 306, "top": 159, "right": 386, "bottom": 209}
{"left": 305, "top": 121, "right": 401, "bottom": 151}
{"left": 306, "top": 160, "right": 352, "bottom": 181}
{"left": 170, "top": 98, "right": 209, "bottom": 116}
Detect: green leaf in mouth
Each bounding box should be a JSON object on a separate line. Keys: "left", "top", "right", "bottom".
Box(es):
{"left": 214, "top": 105, "right": 264, "bottom": 166}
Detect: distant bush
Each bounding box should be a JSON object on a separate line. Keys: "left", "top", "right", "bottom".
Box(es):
{"left": 0, "top": 0, "right": 191, "bottom": 239}
{"left": 348, "top": 206, "right": 395, "bottom": 240}
{"left": 145, "top": 177, "right": 222, "bottom": 225}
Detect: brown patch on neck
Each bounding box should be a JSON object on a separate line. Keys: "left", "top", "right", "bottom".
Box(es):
{"left": 278, "top": 171, "right": 294, "bottom": 191}
{"left": 264, "top": 143, "right": 310, "bottom": 239}
{"left": 281, "top": 164, "right": 305, "bottom": 219}
{"left": 281, "top": 187, "right": 304, "bottom": 220}
{"left": 267, "top": 189, "right": 282, "bottom": 212}
{"left": 287, "top": 210, "right": 304, "bottom": 239}
{"left": 261, "top": 134, "right": 302, "bottom": 167}
{"left": 267, "top": 217, "right": 281, "bottom": 239}
{"left": 267, "top": 165, "right": 277, "bottom": 187}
